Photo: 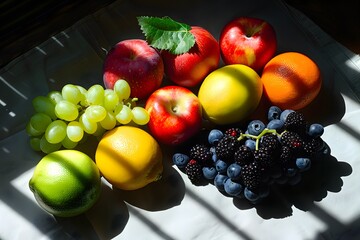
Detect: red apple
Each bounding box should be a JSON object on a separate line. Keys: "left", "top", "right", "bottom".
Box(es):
{"left": 103, "top": 39, "right": 164, "bottom": 100}
{"left": 219, "top": 16, "right": 277, "bottom": 72}
{"left": 161, "top": 26, "right": 220, "bottom": 87}
{"left": 145, "top": 85, "right": 202, "bottom": 145}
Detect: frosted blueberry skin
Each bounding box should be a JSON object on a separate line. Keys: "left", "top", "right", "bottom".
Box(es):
{"left": 247, "top": 120, "right": 266, "bottom": 136}
{"left": 267, "top": 105, "right": 282, "bottom": 121}
{"left": 172, "top": 153, "right": 190, "bottom": 168}
{"left": 208, "top": 129, "right": 224, "bottom": 145}
{"left": 224, "top": 178, "right": 243, "bottom": 196}
{"left": 202, "top": 166, "right": 217, "bottom": 180}
{"left": 308, "top": 123, "right": 324, "bottom": 138}
{"left": 214, "top": 174, "right": 229, "bottom": 191}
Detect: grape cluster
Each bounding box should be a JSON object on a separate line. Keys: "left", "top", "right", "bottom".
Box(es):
{"left": 26, "top": 80, "right": 150, "bottom": 154}
{"left": 172, "top": 106, "right": 330, "bottom": 203}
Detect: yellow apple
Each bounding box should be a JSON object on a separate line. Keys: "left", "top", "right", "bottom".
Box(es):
{"left": 198, "top": 64, "right": 263, "bottom": 125}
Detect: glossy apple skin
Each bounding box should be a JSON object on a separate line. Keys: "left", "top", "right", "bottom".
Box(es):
{"left": 219, "top": 17, "right": 277, "bottom": 72}
{"left": 161, "top": 26, "right": 220, "bottom": 87}
{"left": 145, "top": 86, "right": 202, "bottom": 145}
{"left": 103, "top": 39, "right": 164, "bottom": 100}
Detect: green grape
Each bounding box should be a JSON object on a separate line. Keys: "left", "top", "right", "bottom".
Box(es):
{"left": 76, "top": 85, "right": 88, "bottom": 106}
{"left": 131, "top": 107, "right": 150, "bottom": 125}
{"left": 87, "top": 84, "right": 105, "bottom": 105}
{"left": 93, "top": 123, "right": 106, "bottom": 137}
{"left": 66, "top": 121, "right": 84, "bottom": 142}
{"left": 85, "top": 105, "right": 107, "bottom": 122}
{"left": 40, "top": 135, "right": 62, "bottom": 154}
{"left": 104, "top": 89, "right": 119, "bottom": 111}
{"left": 32, "top": 95, "right": 57, "bottom": 120}
{"left": 62, "top": 135, "right": 78, "bottom": 149}
{"left": 79, "top": 114, "right": 97, "bottom": 134}
{"left": 47, "top": 91, "right": 63, "bottom": 104}
{"left": 113, "top": 102, "right": 124, "bottom": 115}
{"left": 100, "top": 111, "right": 117, "bottom": 130}
{"left": 55, "top": 100, "right": 79, "bottom": 121}
{"left": 115, "top": 105, "right": 133, "bottom": 125}
{"left": 29, "top": 137, "right": 41, "bottom": 151}
{"left": 30, "top": 112, "right": 52, "bottom": 133}
{"left": 61, "top": 84, "right": 83, "bottom": 104}
{"left": 26, "top": 122, "right": 43, "bottom": 137}
{"left": 114, "top": 79, "right": 131, "bottom": 101}
{"left": 45, "top": 120, "right": 67, "bottom": 144}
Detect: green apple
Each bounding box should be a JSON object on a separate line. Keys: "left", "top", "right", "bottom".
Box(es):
{"left": 29, "top": 150, "right": 101, "bottom": 217}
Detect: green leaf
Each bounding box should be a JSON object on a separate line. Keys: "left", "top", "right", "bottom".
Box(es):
{"left": 137, "top": 16, "right": 195, "bottom": 55}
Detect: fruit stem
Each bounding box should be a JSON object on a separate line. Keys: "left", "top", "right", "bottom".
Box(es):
{"left": 237, "top": 128, "right": 280, "bottom": 151}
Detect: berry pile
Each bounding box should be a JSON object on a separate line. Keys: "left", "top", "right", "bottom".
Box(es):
{"left": 172, "top": 106, "right": 330, "bottom": 203}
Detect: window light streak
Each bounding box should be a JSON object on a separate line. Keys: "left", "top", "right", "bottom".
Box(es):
{"left": 35, "top": 46, "right": 47, "bottom": 55}
{"left": 51, "top": 36, "right": 64, "bottom": 47}
{"left": 0, "top": 99, "right": 6, "bottom": 106}
{"left": 0, "top": 76, "right": 28, "bottom": 100}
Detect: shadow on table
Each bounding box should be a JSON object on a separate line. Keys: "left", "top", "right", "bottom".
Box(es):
{"left": 233, "top": 153, "right": 352, "bottom": 219}
{"left": 54, "top": 157, "right": 185, "bottom": 240}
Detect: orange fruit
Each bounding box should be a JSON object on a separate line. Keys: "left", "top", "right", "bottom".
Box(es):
{"left": 95, "top": 126, "right": 163, "bottom": 190}
{"left": 29, "top": 150, "right": 101, "bottom": 217}
{"left": 260, "top": 52, "right": 322, "bottom": 110}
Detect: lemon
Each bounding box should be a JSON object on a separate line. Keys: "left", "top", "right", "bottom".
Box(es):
{"left": 95, "top": 126, "right": 163, "bottom": 190}
{"left": 198, "top": 64, "right": 263, "bottom": 125}
{"left": 29, "top": 150, "right": 101, "bottom": 217}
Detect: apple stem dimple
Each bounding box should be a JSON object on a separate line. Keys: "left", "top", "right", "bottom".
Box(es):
{"left": 172, "top": 106, "right": 178, "bottom": 113}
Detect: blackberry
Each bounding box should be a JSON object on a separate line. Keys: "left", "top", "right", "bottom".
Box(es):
{"left": 189, "top": 144, "right": 212, "bottom": 165}
{"left": 303, "top": 137, "right": 324, "bottom": 156}
{"left": 280, "top": 131, "right": 305, "bottom": 155}
{"left": 241, "top": 162, "right": 262, "bottom": 190}
{"left": 234, "top": 145, "right": 253, "bottom": 166}
{"left": 279, "top": 145, "right": 294, "bottom": 168}
{"left": 284, "top": 111, "right": 307, "bottom": 134}
{"left": 185, "top": 159, "right": 203, "bottom": 184}
{"left": 225, "top": 127, "right": 242, "bottom": 138}
{"left": 261, "top": 134, "right": 280, "bottom": 152}
{"left": 254, "top": 147, "right": 274, "bottom": 168}
{"left": 215, "top": 135, "right": 240, "bottom": 161}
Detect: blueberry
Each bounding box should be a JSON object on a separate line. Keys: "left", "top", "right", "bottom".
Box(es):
{"left": 244, "top": 187, "right": 260, "bottom": 202}
{"left": 214, "top": 174, "right": 229, "bottom": 191}
{"left": 308, "top": 123, "right": 324, "bottom": 137}
{"left": 245, "top": 139, "right": 256, "bottom": 151}
{"left": 321, "top": 142, "right": 331, "bottom": 155}
{"left": 267, "top": 119, "right": 284, "bottom": 132}
{"left": 224, "top": 178, "right": 243, "bottom": 196}
{"left": 215, "top": 159, "right": 228, "bottom": 173}
{"left": 288, "top": 172, "right": 302, "bottom": 185}
{"left": 208, "top": 129, "right": 224, "bottom": 145}
{"left": 285, "top": 167, "right": 298, "bottom": 177}
{"left": 295, "top": 157, "right": 311, "bottom": 171}
{"left": 247, "top": 120, "right": 266, "bottom": 136}
{"left": 267, "top": 106, "right": 282, "bottom": 121}
{"left": 211, "top": 152, "right": 218, "bottom": 162}
{"left": 280, "top": 109, "right": 295, "bottom": 122}
{"left": 258, "top": 185, "right": 270, "bottom": 198}
{"left": 172, "top": 153, "right": 190, "bottom": 168}
{"left": 226, "top": 163, "right": 242, "bottom": 180}
{"left": 202, "top": 166, "right": 217, "bottom": 180}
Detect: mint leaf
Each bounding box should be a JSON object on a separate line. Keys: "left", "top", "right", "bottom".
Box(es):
{"left": 137, "top": 16, "right": 195, "bottom": 55}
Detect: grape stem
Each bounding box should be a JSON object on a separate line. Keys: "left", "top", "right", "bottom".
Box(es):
{"left": 237, "top": 128, "right": 281, "bottom": 150}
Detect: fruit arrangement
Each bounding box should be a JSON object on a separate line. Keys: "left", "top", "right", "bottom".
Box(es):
{"left": 26, "top": 15, "right": 328, "bottom": 217}
{"left": 172, "top": 106, "right": 329, "bottom": 203}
